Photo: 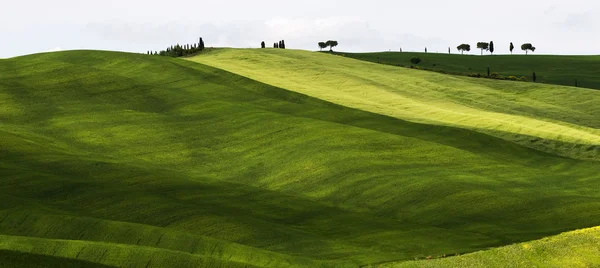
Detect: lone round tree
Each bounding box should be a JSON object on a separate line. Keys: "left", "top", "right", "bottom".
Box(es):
{"left": 522, "top": 43, "right": 536, "bottom": 55}
{"left": 457, "top": 44, "right": 471, "bottom": 54}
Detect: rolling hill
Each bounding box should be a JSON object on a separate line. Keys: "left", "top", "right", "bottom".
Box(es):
{"left": 188, "top": 48, "right": 600, "bottom": 161}
{"left": 383, "top": 226, "right": 600, "bottom": 268}
{"left": 332, "top": 51, "right": 600, "bottom": 90}
{"left": 1, "top": 49, "right": 600, "bottom": 267}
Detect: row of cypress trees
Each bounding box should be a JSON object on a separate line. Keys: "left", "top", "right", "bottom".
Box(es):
{"left": 147, "top": 38, "right": 206, "bottom": 57}
{"left": 261, "top": 40, "right": 286, "bottom": 49}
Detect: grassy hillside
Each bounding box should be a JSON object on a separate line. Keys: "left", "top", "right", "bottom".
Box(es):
{"left": 2, "top": 50, "right": 600, "bottom": 267}
{"left": 189, "top": 48, "right": 600, "bottom": 161}
{"left": 383, "top": 226, "right": 600, "bottom": 268}
{"left": 334, "top": 51, "right": 600, "bottom": 90}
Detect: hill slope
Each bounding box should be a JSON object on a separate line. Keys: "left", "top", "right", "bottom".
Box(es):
{"left": 383, "top": 226, "right": 600, "bottom": 268}
{"left": 2, "top": 50, "right": 600, "bottom": 267}
{"left": 335, "top": 51, "right": 600, "bottom": 90}
{"left": 189, "top": 48, "right": 600, "bottom": 161}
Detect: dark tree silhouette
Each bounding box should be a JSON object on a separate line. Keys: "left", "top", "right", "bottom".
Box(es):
{"left": 410, "top": 57, "right": 421, "bottom": 65}
{"left": 521, "top": 43, "right": 536, "bottom": 55}
{"left": 457, "top": 44, "right": 471, "bottom": 54}
{"left": 325, "top": 40, "right": 338, "bottom": 51}
{"left": 261, "top": 41, "right": 266, "bottom": 48}
{"left": 489, "top": 41, "right": 494, "bottom": 55}
{"left": 477, "top": 42, "right": 489, "bottom": 55}
{"left": 151, "top": 37, "right": 207, "bottom": 57}
{"left": 318, "top": 42, "right": 327, "bottom": 51}
{"left": 533, "top": 72, "right": 537, "bottom": 82}
{"left": 510, "top": 42, "right": 515, "bottom": 54}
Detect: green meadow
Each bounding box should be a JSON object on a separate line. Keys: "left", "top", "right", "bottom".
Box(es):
{"left": 334, "top": 51, "right": 600, "bottom": 90}
{"left": 189, "top": 48, "right": 600, "bottom": 160}
{"left": 1, "top": 49, "right": 600, "bottom": 267}
{"left": 384, "top": 226, "right": 600, "bottom": 268}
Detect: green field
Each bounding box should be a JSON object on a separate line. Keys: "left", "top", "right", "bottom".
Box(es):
{"left": 189, "top": 48, "right": 600, "bottom": 161}
{"left": 332, "top": 51, "right": 600, "bottom": 90}
{"left": 2, "top": 49, "right": 600, "bottom": 267}
{"left": 383, "top": 226, "right": 600, "bottom": 268}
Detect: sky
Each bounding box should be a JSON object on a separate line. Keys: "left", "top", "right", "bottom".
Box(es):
{"left": 1, "top": 0, "right": 599, "bottom": 58}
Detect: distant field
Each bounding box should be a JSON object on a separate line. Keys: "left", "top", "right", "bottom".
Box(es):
{"left": 189, "top": 48, "right": 600, "bottom": 160}
{"left": 383, "top": 226, "right": 600, "bottom": 268}
{"left": 2, "top": 50, "right": 600, "bottom": 267}
{"left": 333, "top": 51, "right": 600, "bottom": 90}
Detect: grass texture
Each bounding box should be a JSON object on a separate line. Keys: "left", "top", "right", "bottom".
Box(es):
{"left": 1, "top": 49, "right": 600, "bottom": 267}
{"left": 335, "top": 51, "right": 600, "bottom": 90}
{"left": 382, "top": 226, "right": 600, "bottom": 268}
{"left": 189, "top": 48, "right": 600, "bottom": 160}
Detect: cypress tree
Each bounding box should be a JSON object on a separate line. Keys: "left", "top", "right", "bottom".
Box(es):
{"left": 533, "top": 72, "right": 537, "bottom": 82}
{"left": 489, "top": 41, "right": 494, "bottom": 55}
{"left": 261, "top": 41, "right": 265, "bottom": 48}
{"left": 281, "top": 40, "right": 286, "bottom": 49}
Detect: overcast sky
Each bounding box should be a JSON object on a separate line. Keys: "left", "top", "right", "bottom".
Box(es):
{"left": 1, "top": 0, "right": 599, "bottom": 58}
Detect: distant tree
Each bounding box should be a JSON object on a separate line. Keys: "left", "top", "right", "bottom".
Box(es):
{"left": 521, "top": 43, "right": 536, "bottom": 55}
{"left": 477, "top": 42, "right": 489, "bottom": 55}
{"left": 318, "top": 42, "right": 327, "bottom": 51}
{"left": 261, "top": 41, "right": 266, "bottom": 48}
{"left": 532, "top": 72, "right": 537, "bottom": 82}
{"left": 199, "top": 38, "right": 205, "bottom": 51}
{"left": 510, "top": 42, "right": 515, "bottom": 54}
{"left": 448, "top": 47, "right": 451, "bottom": 54}
{"left": 281, "top": 40, "right": 286, "bottom": 49}
{"left": 399, "top": 47, "right": 402, "bottom": 52}
{"left": 274, "top": 42, "right": 278, "bottom": 48}
{"left": 425, "top": 47, "right": 428, "bottom": 53}
{"left": 489, "top": 41, "right": 494, "bottom": 55}
{"left": 410, "top": 57, "right": 421, "bottom": 65}
{"left": 326, "top": 40, "right": 338, "bottom": 51}
{"left": 457, "top": 44, "right": 471, "bottom": 54}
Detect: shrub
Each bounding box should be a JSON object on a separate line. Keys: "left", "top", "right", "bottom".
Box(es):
{"left": 410, "top": 57, "right": 421, "bottom": 65}
{"left": 468, "top": 73, "right": 481, "bottom": 78}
